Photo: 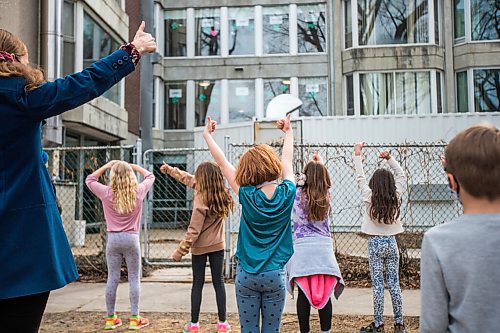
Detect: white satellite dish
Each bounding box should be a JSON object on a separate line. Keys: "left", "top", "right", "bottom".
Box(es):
{"left": 265, "top": 94, "right": 303, "bottom": 120}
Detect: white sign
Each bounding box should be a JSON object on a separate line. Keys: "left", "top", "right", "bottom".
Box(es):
{"left": 201, "top": 18, "right": 214, "bottom": 28}
{"left": 236, "top": 18, "right": 249, "bottom": 27}
{"left": 169, "top": 89, "right": 183, "bottom": 98}
{"left": 235, "top": 87, "right": 249, "bottom": 96}
{"left": 269, "top": 15, "right": 283, "bottom": 25}
{"left": 306, "top": 84, "right": 320, "bottom": 94}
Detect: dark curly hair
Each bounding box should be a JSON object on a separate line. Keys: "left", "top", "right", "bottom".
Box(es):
{"left": 368, "top": 168, "right": 400, "bottom": 224}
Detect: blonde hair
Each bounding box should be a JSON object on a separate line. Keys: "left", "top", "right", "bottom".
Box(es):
{"left": 235, "top": 144, "right": 282, "bottom": 186}
{"left": 0, "top": 29, "right": 44, "bottom": 91}
{"left": 109, "top": 161, "right": 138, "bottom": 215}
{"left": 195, "top": 162, "right": 234, "bottom": 218}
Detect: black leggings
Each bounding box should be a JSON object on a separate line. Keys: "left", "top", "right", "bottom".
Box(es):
{"left": 0, "top": 291, "right": 50, "bottom": 332}
{"left": 297, "top": 287, "right": 332, "bottom": 333}
{"left": 191, "top": 249, "right": 226, "bottom": 323}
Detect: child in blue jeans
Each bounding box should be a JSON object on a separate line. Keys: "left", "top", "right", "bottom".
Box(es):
{"left": 203, "top": 115, "right": 295, "bottom": 333}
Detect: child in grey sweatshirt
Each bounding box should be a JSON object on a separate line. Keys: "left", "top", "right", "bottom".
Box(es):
{"left": 420, "top": 124, "right": 500, "bottom": 333}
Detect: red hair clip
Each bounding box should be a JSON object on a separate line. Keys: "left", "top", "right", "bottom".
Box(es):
{"left": 0, "top": 51, "right": 15, "bottom": 63}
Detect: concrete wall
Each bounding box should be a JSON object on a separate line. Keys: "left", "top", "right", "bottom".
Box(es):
{"left": 0, "top": 0, "right": 40, "bottom": 64}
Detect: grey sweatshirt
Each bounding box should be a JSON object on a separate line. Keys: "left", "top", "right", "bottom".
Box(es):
{"left": 420, "top": 214, "right": 500, "bottom": 333}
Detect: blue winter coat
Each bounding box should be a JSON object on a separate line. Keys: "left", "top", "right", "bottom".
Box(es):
{"left": 0, "top": 50, "right": 135, "bottom": 299}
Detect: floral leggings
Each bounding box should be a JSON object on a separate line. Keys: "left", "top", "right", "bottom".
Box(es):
{"left": 368, "top": 235, "right": 404, "bottom": 327}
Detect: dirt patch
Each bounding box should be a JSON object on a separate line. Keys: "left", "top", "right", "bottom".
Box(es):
{"left": 40, "top": 312, "right": 419, "bottom": 333}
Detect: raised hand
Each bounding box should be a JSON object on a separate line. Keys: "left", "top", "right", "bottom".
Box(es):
{"left": 276, "top": 114, "right": 292, "bottom": 133}
{"left": 313, "top": 151, "right": 324, "bottom": 164}
{"left": 205, "top": 116, "right": 217, "bottom": 135}
{"left": 132, "top": 21, "right": 156, "bottom": 54}
{"left": 160, "top": 161, "right": 170, "bottom": 174}
{"left": 379, "top": 150, "right": 391, "bottom": 160}
{"left": 354, "top": 142, "right": 365, "bottom": 156}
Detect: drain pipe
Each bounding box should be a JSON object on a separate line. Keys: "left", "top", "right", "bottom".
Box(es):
{"left": 41, "top": 0, "right": 63, "bottom": 145}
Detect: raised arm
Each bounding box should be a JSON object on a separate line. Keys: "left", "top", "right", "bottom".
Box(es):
{"left": 160, "top": 161, "right": 196, "bottom": 189}
{"left": 22, "top": 22, "right": 156, "bottom": 121}
{"left": 381, "top": 151, "right": 406, "bottom": 197}
{"left": 277, "top": 114, "right": 294, "bottom": 182}
{"left": 85, "top": 160, "right": 118, "bottom": 199}
{"left": 130, "top": 163, "right": 155, "bottom": 200}
{"left": 353, "top": 142, "right": 371, "bottom": 201}
{"left": 203, "top": 117, "right": 239, "bottom": 194}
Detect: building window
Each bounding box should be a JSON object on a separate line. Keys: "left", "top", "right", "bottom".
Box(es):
{"left": 165, "top": 82, "right": 187, "bottom": 129}
{"left": 360, "top": 73, "right": 395, "bottom": 115}
{"left": 357, "top": 71, "right": 437, "bottom": 115}
{"left": 228, "top": 80, "right": 255, "bottom": 123}
{"left": 264, "top": 79, "right": 291, "bottom": 113}
{"left": 263, "top": 6, "right": 290, "bottom": 54}
{"left": 346, "top": 75, "right": 354, "bottom": 115}
{"left": 454, "top": 0, "right": 466, "bottom": 40}
{"left": 344, "top": 0, "right": 352, "bottom": 48}
{"left": 471, "top": 0, "right": 500, "bottom": 41}
{"left": 195, "top": 8, "right": 221, "bottom": 56}
{"left": 474, "top": 69, "right": 500, "bottom": 112}
{"left": 297, "top": 4, "right": 327, "bottom": 53}
{"left": 164, "top": 10, "right": 187, "bottom": 57}
{"left": 456, "top": 71, "right": 469, "bottom": 112}
{"left": 357, "top": 0, "right": 429, "bottom": 45}
{"left": 83, "top": 13, "right": 121, "bottom": 105}
{"left": 62, "top": 0, "right": 75, "bottom": 76}
{"left": 454, "top": 0, "right": 500, "bottom": 42}
{"left": 436, "top": 71, "right": 443, "bottom": 113}
{"left": 299, "top": 77, "right": 328, "bottom": 116}
{"left": 228, "top": 7, "right": 255, "bottom": 55}
{"left": 195, "top": 80, "right": 221, "bottom": 126}
{"left": 395, "top": 72, "right": 431, "bottom": 115}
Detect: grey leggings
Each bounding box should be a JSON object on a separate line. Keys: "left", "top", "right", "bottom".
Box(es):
{"left": 106, "top": 232, "right": 141, "bottom": 316}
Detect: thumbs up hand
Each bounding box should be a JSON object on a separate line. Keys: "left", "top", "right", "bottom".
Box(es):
{"left": 132, "top": 21, "right": 156, "bottom": 54}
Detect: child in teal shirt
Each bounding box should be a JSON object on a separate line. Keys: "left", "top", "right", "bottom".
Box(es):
{"left": 203, "top": 115, "right": 295, "bottom": 333}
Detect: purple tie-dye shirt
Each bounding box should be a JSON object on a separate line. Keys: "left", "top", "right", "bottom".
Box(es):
{"left": 292, "top": 187, "right": 331, "bottom": 239}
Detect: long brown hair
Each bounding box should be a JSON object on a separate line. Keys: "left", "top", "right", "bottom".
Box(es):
{"left": 195, "top": 162, "right": 234, "bottom": 218}
{"left": 0, "top": 29, "right": 44, "bottom": 91}
{"left": 109, "top": 162, "right": 138, "bottom": 215}
{"left": 368, "top": 169, "right": 400, "bottom": 224}
{"left": 235, "top": 144, "right": 282, "bottom": 186}
{"left": 302, "top": 161, "right": 331, "bottom": 221}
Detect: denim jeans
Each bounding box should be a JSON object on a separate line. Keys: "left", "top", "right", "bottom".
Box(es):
{"left": 235, "top": 265, "right": 286, "bottom": 333}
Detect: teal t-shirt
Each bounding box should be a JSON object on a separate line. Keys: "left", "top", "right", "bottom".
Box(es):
{"left": 236, "top": 179, "right": 296, "bottom": 273}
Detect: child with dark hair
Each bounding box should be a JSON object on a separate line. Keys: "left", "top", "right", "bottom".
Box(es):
{"left": 420, "top": 124, "right": 500, "bottom": 333}
{"left": 286, "top": 152, "right": 344, "bottom": 333}
{"left": 160, "top": 161, "right": 234, "bottom": 333}
{"left": 354, "top": 143, "right": 406, "bottom": 333}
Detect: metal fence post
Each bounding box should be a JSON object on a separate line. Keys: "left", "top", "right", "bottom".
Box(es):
{"left": 224, "top": 135, "right": 232, "bottom": 279}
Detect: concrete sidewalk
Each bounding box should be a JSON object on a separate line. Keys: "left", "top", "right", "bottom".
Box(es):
{"left": 45, "top": 282, "right": 420, "bottom": 317}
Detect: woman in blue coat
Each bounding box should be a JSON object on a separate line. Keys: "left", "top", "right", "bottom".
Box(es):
{"left": 0, "top": 23, "right": 156, "bottom": 332}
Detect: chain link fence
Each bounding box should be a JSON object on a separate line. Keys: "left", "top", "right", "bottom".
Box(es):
{"left": 43, "top": 142, "right": 462, "bottom": 279}
{"left": 44, "top": 145, "right": 135, "bottom": 276}
{"left": 227, "top": 143, "right": 462, "bottom": 269}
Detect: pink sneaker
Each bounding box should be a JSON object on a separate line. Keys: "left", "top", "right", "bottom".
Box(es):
{"left": 183, "top": 322, "right": 200, "bottom": 333}
{"left": 217, "top": 321, "right": 231, "bottom": 333}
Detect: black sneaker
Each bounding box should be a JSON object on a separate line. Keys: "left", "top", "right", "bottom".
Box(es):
{"left": 360, "top": 322, "right": 385, "bottom": 333}
{"left": 394, "top": 323, "right": 406, "bottom": 333}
